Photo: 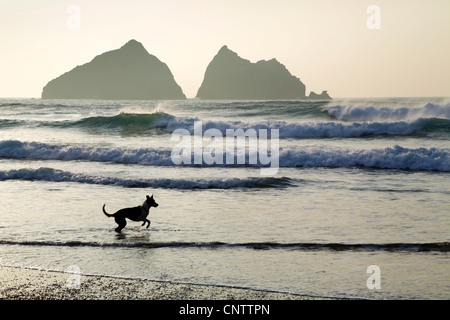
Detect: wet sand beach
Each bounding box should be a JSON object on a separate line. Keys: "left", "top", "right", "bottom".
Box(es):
{"left": 0, "top": 266, "right": 330, "bottom": 300}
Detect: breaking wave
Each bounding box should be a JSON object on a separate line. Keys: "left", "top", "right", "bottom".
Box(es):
{"left": 278, "top": 145, "right": 450, "bottom": 171}
{"left": 57, "top": 110, "right": 450, "bottom": 138}
{"left": 1, "top": 107, "right": 449, "bottom": 138}
{"left": 0, "top": 140, "right": 448, "bottom": 171}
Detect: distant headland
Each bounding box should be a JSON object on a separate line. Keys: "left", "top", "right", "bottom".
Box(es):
{"left": 197, "top": 45, "right": 330, "bottom": 100}
{"left": 41, "top": 40, "right": 331, "bottom": 100}
{"left": 41, "top": 40, "right": 186, "bottom": 100}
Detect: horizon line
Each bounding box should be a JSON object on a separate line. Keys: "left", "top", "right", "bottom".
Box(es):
{"left": 1, "top": 95, "right": 449, "bottom": 100}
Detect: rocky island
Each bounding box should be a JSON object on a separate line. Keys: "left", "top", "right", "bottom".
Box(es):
{"left": 41, "top": 40, "right": 186, "bottom": 100}
{"left": 196, "top": 45, "right": 330, "bottom": 100}
{"left": 308, "top": 90, "right": 331, "bottom": 100}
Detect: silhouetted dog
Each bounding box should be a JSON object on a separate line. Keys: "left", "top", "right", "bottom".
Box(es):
{"left": 103, "top": 195, "right": 159, "bottom": 232}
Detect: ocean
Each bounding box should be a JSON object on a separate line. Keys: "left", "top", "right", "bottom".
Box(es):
{"left": 0, "top": 97, "right": 449, "bottom": 299}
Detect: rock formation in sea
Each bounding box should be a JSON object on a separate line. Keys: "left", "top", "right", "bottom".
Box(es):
{"left": 308, "top": 90, "right": 331, "bottom": 100}
{"left": 196, "top": 45, "right": 330, "bottom": 100}
{"left": 41, "top": 40, "right": 186, "bottom": 100}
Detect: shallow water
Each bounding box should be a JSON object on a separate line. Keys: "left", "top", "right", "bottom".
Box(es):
{"left": 0, "top": 98, "right": 449, "bottom": 299}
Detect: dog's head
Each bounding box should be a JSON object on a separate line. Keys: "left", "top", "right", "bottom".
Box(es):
{"left": 146, "top": 194, "right": 159, "bottom": 208}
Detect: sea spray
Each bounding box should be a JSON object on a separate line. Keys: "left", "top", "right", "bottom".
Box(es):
{"left": 325, "top": 102, "right": 450, "bottom": 121}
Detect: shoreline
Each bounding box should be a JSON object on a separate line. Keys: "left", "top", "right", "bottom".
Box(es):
{"left": 0, "top": 265, "right": 335, "bottom": 300}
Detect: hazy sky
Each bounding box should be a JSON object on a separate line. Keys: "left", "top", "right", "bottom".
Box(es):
{"left": 1, "top": 0, "right": 449, "bottom": 98}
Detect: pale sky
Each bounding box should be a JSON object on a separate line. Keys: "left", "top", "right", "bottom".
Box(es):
{"left": 0, "top": 0, "right": 449, "bottom": 98}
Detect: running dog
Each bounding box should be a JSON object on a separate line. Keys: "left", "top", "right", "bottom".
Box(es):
{"left": 103, "top": 195, "right": 159, "bottom": 232}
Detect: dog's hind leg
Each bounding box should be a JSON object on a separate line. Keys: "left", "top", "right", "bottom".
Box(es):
{"left": 114, "top": 217, "right": 127, "bottom": 233}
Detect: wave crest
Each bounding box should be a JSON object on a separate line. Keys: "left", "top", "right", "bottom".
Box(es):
{"left": 73, "top": 112, "right": 176, "bottom": 129}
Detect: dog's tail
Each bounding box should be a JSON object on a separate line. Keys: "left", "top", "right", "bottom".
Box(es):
{"left": 102, "top": 204, "right": 114, "bottom": 217}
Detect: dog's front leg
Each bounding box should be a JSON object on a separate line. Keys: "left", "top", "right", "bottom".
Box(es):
{"left": 141, "top": 219, "right": 151, "bottom": 228}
